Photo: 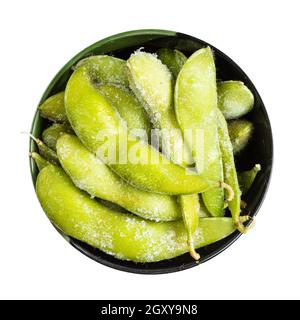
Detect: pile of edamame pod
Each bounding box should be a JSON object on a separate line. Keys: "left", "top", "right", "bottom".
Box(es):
{"left": 31, "top": 46, "right": 261, "bottom": 263}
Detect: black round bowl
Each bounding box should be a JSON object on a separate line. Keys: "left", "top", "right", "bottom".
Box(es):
{"left": 30, "top": 29, "right": 273, "bottom": 274}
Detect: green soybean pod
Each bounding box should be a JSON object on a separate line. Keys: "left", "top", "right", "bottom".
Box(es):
{"left": 238, "top": 164, "right": 261, "bottom": 194}
{"left": 127, "top": 51, "right": 193, "bottom": 166}
{"left": 36, "top": 164, "right": 243, "bottom": 263}
{"left": 218, "top": 81, "right": 254, "bottom": 120}
{"left": 65, "top": 59, "right": 216, "bottom": 195}
{"left": 198, "top": 196, "right": 211, "bottom": 218}
{"left": 30, "top": 152, "right": 49, "bottom": 171}
{"left": 127, "top": 51, "right": 200, "bottom": 259}
{"left": 39, "top": 56, "right": 129, "bottom": 123}
{"left": 175, "top": 47, "right": 225, "bottom": 217}
{"left": 57, "top": 134, "right": 181, "bottom": 221}
{"left": 178, "top": 194, "right": 201, "bottom": 260}
{"left": 76, "top": 55, "right": 129, "bottom": 87}
{"left": 179, "top": 193, "right": 201, "bottom": 260}
{"left": 98, "top": 84, "right": 152, "bottom": 140}
{"left": 157, "top": 48, "right": 187, "bottom": 79}
{"left": 156, "top": 49, "right": 211, "bottom": 243}
{"left": 217, "top": 109, "right": 245, "bottom": 233}
{"left": 42, "top": 123, "right": 73, "bottom": 151}
{"left": 228, "top": 119, "right": 254, "bottom": 154}
{"left": 28, "top": 133, "right": 60, "bottom": 165}
{"left": 39, "top": 92, "right": 68, "bottom": 122}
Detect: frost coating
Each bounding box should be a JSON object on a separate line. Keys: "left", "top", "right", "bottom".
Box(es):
{"left": 217, "top": 109, "right": 244, "bottom": 232}
{"left": 127, "top": 49, "right": 203, "bottom": 259}
{"left": 175, "top": 47, "right": 224, "bottom": 217}
{"left": 36, "top": 165, "right": 238, "bottom": 263}
{"left": 76, "top": 55, "right": 129, "bottom": 87}
{"left": 98, "top": 84, "right": 152, "bottom": 141}
{"left": 64, "top": 60, "right": 215, "bottom": 194}
{"left": 127, "top": 50, "right": 193, "bottom": 166}
{"left": 217, "top": 81, "right": 254, "bottom": 120}
{"left": 57, "top": 134, "right": 181, "bottom": 221}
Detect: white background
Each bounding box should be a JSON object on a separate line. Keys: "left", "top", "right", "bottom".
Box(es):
{"left": 0, "top": 0, "right": 299, "bottom": 300}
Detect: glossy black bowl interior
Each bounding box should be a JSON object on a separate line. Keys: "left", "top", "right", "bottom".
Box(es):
{"left": 30, "top": 29, "right": 273, "bottom": 274}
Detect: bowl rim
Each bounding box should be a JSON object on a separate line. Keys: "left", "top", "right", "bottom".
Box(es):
{"left": 29, "top": 29, "right": 273, "bottom": 274}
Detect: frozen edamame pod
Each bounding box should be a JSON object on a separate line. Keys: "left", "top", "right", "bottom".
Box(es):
{"left": 127, "top": 50, "right": 193, "bottom": 166}
{"left": 28, "top": 133, "right": 60, "bottom": 165}
{"left": 198, "top": 196, "right": 211, "bottom": 218}
{"left": 30, "top": 152, "right": 49, "bottom": 171}
{"left": 218, "top": 81, "right": 254, "bottom": 120}
{"left": 175, "top": 47, "right": 225, "bottom": 217}
{"left": 217, "top": 109, "right": 245, "bottom": 233}
{"left": 42, "top": 123, "right": 73, "bottom": 151}
{"left": 36, "top": 164, "right": 244, "bottom": 263}
{"left": 127, "top": 50, "right": 200, "bottom": 260}
{"left": 228, "top": 119, "right": 253, "bottom": 154}
{"left": 98, "top": 84, "right": 152, "bottom": 140}
{"left": 65, "top": 60, "right": 216, "bottom": 195}
{"left": 156, "top": 49, "right": 212, "bottom": 255}
{"left": 179, "top": 194, "right": 201, "bottom": 260}
{"left": 39, "top": 92, "right": 68, "bottom": 122}
{"left": 157, "top": 48, "right": 187, "bottom": 79}
{"left": 39, "top": 57, "right": 128, "bottom": 123}
{"left": 238, "top": 164, "right": 261, "bottom": 194}
{"left": 76, "top": 55, "right": 129, "bottom": 87}
{"left": 178, "top": 194, "right": 201, "bottom": 260}
{"left": 57, "top": 134, "right": 181, "bottom": 221}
